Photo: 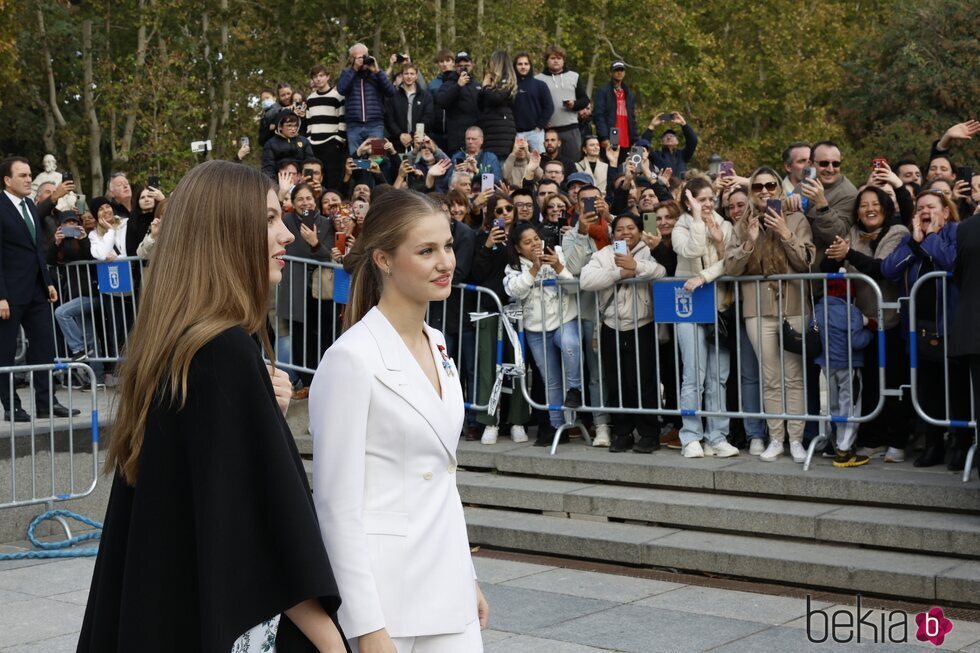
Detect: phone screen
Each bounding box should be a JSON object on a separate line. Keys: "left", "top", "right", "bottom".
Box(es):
{"left": 148, "top": 175, "right": 160, "bottom": 189}
{"left": 240, "top": 136, "right": 250, "bottom": 148}
{"left": 583, "top": 196, "right": 597, "bottom": 215}
{"left": 415, "top": 123, "right": 425, "bottom": 138}
{"left": 642, "top": 212, "right": 659, "bottom": 236}
{"left": 303, "top": 168, "right": 314, "bottom": 179}
{"left": 660, "top": 113, "right": 673, "bottom": 121}
{"left": 61, "top": 226, "right": 81, "bottom": 238}
{"left": 354, "top": 159, "right": 371, "bottom": 170}
{"left": 957, "top": 166, "right": 974, "bottom": 185}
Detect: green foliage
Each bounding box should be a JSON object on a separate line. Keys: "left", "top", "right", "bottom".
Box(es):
{"left": 0, "top": 0, "right": 973, "bottom": 192}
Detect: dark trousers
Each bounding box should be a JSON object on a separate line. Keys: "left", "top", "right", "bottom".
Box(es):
{"left": 857, "top": 327, "right": 912, "bottom": 450}
{"left": 312, "top": 140, "right": 348, "bottom": 193}
{"left": 918, "top": 355, "right": 971, "bottom": 448}
{"left": 0, "top": 296, "right": 55, "bottom": 411}
{"left": 600, "top": 322, "right": 660, "bottom": 439}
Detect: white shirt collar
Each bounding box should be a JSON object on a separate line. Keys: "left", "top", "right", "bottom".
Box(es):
{"left": 3, "top": 190, "right": 28, "bottom": 208}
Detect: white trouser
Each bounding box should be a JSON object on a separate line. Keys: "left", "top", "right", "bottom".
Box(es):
{"left": 348, "top": 618, "right": 483, "bottom": 653}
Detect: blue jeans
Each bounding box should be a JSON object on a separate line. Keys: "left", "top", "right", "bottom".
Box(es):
{"left": 677, "top": 323, "right": 731, "bottom": 445}
{"left": 738, "top": 326, "right": 766, "bottom": 439}
{"left": 276, "top": 334, "right": 300, "bottom": 385}
{"left": 525, "top": 321, "right": 582, "bottom": 427}
{"left": 54, "top": 296, "right": 95, "bottom": 354}
{"left": 580, "top": 319, "right": 610, "bottom": 425}
{"left": 346, "top": 121, "right": 385, "bottom": 155}
{"left": 445, "top": 329, "right": 477, "bottom": 426}
{"left": 517, "top": 129, "right": 545, "bottom": 153}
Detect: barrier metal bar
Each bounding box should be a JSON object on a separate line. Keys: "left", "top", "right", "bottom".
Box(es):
{"left": 907, "top": 270, "right": 976, "bottom": 482}
{"left": 515, "top": 272, "right": 888, "bottom": 462}
{"left": 1, "top": 363, "right": 100, "bottom": 518}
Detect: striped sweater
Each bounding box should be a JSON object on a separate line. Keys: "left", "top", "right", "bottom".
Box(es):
{"left": 304, "top": 87, "right": 346, "bottom": 146}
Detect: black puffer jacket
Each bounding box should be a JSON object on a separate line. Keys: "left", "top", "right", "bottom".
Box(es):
{"left": 434, "top": 71, "right": 481, "bottom": 155}
{"left": 478, "top": 87, "right": 517, "bottom": 161}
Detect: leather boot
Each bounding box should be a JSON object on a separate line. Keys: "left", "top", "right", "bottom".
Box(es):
{"left": 914, "top": 431, "right": 946, "bottom": 468}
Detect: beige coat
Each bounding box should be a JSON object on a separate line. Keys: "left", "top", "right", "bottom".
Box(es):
{"left": 724, "top": 210, "right": 815, "bottom": 318}
{"left": 673, "top": 210, "right": 734, "bottom": 309}
{"left": 580, "top": 241, "right": 667, "bottom": 330}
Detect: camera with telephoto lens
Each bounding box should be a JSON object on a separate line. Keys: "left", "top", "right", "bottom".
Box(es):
{"left": 363, "top": 55, "right": 376, "bottom": 67}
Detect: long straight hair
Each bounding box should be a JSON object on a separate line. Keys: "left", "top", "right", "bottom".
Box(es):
{"left": 486, "top": 50, "right": 517, "bottom": 99}
{"left": 342, "top": 188, "right": 443, "bottom": 331}
{"left": 106, "top": 161, "right": 275, "bottom": 485}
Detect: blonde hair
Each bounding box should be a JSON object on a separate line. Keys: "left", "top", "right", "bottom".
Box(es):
{"left": 342, "top": 189, "right": 443, "bottom": 330}
{"left": 106, "top": 161, "right": 275, "bottom": 485}
{"left": 485, "top": 50, "right": 517, "bottom": 99}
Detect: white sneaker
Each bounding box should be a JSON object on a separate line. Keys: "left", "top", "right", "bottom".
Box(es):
{"left": 510, "top": 425, "right": 528, "bottom": 443}
{"left": 481, "top": 426, "right": 499, "bottom": 445}
{"left": 682, "top": 441, "right": 704, "bottom": 458}
{"left": 749, "top": 439, "right": 766, "bottom": 456}
{"left": 790, "top": 441, "right": 807, "bottom": 463}
{"left": 760, "top": 440, "right": 784, "bottom": 462}
{"left": 857, "top": 445, "right": 888, "bottom": 458}
{"left": 884, "top": 447, "right": 906, "bottom": 463}
{"left": 592, "top": 424, "right": 612, "bottom": 447}
{"left": 702, "top": 442, "right": 716, "bottom": 456}
{"left": 710, "top": 441, "right": 740, "bottom": 458}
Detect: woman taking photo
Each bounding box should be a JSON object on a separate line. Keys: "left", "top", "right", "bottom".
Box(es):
{"left": 673, "top": 178, "right": 738, "bottom": 458}
{"left": 78, "top": 161, "right": 346, "bottom": 652}
{"left": 504, "top": 222, "right": 582, "bottom": 447}
{"left": 310, "top": 189, "right": 489, "bottom": 652}
{"left": 725, "top": 167, "right": 815, "bottom": 463}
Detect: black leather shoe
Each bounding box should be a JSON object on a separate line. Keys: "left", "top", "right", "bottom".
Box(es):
{"left": 36, "top": 403, "right": 81, "bottom": 418}
{"left": 948, "top": 448, "right": 968, "bottom": 472}
{"left": 609, "top": 434, "right": 634, "bottom": 453}
{"left": 534, "top": 424, "right": 555, "bottom": 447}
{"left": 633, "top": 434, "right": 660, "bottom": 454}
{"left": 913, "top": 445, "right": 945, "bottom": 468}
{"left": 4, "top": 407, "right": 29, "bottom": 422}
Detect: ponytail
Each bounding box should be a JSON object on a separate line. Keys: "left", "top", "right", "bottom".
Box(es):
{"left": 339, "top": 189, "right": 443, "bottom": 331}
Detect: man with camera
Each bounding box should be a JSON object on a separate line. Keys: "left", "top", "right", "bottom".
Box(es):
{"left": 643, "top": 112, "right": 698, "bottom": 178}
{"left": 337, "top": 43, "right": 396, "bottom": 156}
{"left": 434, "top": 52, "right": 481, "bottom": 155}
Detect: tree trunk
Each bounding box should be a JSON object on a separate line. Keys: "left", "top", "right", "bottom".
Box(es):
{"left": 477, "top": 0, "right": 484, "bottom": 36}
{"left": 447, "top": 0, "right": 455, "bottom": 45}
{"left": 202, "top": 11, "right": 218, "bottom": 160}
{"left": 83, "top": 20, "right": 104, "bottom": 197}
{"left": 117, "top": 0, "right": 149, "bottom": 163}
{"left": 434, "top": 0, "right": 441, "bottom": 52}
{"left": 372, "top": 22, "right": 382, "bottom": 57}
{"left": 35, "top": 9, "right": 80, "bottom": 177}
{"left": 219, "top": 0, "right": 231, "bottom": 157}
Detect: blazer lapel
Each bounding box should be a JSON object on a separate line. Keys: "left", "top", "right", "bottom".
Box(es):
{"left": 362, "top": 308, "right": 459, "bottom": 460}
{"left": 0, "top": 194, "right": 33, "bottom": 244}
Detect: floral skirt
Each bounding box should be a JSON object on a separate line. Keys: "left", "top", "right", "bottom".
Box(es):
{"left": 231, "top": 615, "right": 280, "bottom": 653}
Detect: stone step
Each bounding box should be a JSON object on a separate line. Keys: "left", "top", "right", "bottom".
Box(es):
{"left": 456, "top": 440, "right": 980, "bottom": 513}
{"left": 457, "top": 471, "right": 980, "bottom": 557}
{"left": 463, "top": 506, "right": 980, "bottom": 607}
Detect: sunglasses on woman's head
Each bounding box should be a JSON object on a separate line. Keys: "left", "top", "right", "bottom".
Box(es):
{"left": 750, "top": 181, "right": 779, "bottom": 192}
{"left": 816, "top": 160, "right": 842, "bottom": 168}
{"left": 494, "top": 205, "right": 514, "bottom": 215}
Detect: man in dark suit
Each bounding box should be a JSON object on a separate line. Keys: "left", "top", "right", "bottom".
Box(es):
{"left": 0, "top": 156, "right": 79, "bottom": 420}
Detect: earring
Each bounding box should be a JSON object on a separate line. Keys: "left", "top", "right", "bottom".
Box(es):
{"left": 386, "top": 267, "right": 392, "bottom": 277}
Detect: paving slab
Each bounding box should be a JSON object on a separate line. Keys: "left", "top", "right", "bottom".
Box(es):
{"left": 1, "top": 631, "right": 81, "bottom": 653}
{"left": 473, "top": 556, "right": 556, "bottom": 584}
{"left": 0, "top": 597, "right": 85, "bottom": 649}
{"left": 485, "top": 634, "right": 612, "bottom": 652}
{"left": 635, "top": 585, "right": 834, "bottom": 626}
{"left": 0, "top": 557, "right": 95, "bottom": 597}
{"left": 532, "top": 603, "right": 768, "bottom": 653}
{"left": 480, "top": 583, "right": 618, "bottom": 633}
{"left": 503, "top": 567, "right": 684, "bottom": 604}
{"left": 706, "top": 624, "right": 914, "bottom": 652}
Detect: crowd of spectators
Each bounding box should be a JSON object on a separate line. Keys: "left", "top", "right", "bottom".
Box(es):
{"left": 11, "top": 43, "right": 980, "bottom": 472}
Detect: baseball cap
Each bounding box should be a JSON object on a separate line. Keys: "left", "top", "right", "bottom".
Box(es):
{"left": 565, "top": 172, "right": 594, "bottom": 188}
{"left": 610, "top": 61, "right": 626, "bottom": 71}
{"left": 455, "top": 51, "right": 472, "bottom": 62}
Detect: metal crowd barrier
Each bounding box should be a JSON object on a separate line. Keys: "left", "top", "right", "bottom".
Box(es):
{"left": 514, "top": 272, "right": 892, "bottom": 467}
{"left": 908, "top": 271, "right": 977, "bottom": 481}
{"left": 0, "top": 363, "right": 100, "bottom": 538}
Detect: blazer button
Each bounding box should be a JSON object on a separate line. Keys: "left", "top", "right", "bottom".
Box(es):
{"left": 447, "top": 464, "right": 457, "bottom": 473}
{"left": 422, "top": 471, "right": 434, "bottom": 480}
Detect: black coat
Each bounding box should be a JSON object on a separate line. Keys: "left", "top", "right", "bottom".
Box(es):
{"left": 384, "top": 86, "right": 435, "bottom": 150}
{"left": 0, "top": 194, "right": 52, "bottom": 304}
{"left": 428, "top": 219, "right": 476, "bottom": 336}
{"left": 478, "top": 87, "right": 517, "bottom": 160}
{"left": 950, "top": 215, "right": 980, "bottom": 356}
{"left": 261, "top": 134, "right": 318, "bottom": 179}
{"left": 434, "top": 71, "right": 481, "bottom": 155}
{"left": 76, "top": 327, "right": 346, "bottom": 652}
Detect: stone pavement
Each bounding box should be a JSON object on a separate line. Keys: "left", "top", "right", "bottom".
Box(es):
{"left": 2, "top": 540, "right": 980, "bottom": 652}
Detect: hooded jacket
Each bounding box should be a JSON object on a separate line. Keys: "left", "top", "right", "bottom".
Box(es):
{"left": 503, "top": 247, "right": 578, "bottom": 332}
{"left": 384, "top": 84, "right": 434, "bottom": 149}
{"left": 261, "top": 112, "right": 317, "bottom": 179}
{"left": 813, "top": 295, "right": 873, "bottom": 368}
{"left": 535, "top": 67, "right": 590, "bottom": 130}
{"left": 580, "top": 240, "right": 666, "bottom": 331}
{"left": 514, "top": 67, "right": 554, "bottom": 132}
{"left": 593, "top": 81, "right": 637, "bottom": 144}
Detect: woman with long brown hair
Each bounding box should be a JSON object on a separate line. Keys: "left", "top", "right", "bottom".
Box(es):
{"left": 310, "top": 188, "right": 489, "bottom": 652}
{"left": 78, "top": 161, "right": 347, "bottom": 653}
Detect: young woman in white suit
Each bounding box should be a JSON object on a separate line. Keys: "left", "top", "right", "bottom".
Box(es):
{"left": 310, "top": 189, "right": 489, "bottom": 653}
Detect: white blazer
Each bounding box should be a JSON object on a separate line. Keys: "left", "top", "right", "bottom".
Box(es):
{"left": 310, "top": 307, "right": 477, "bottom": 640}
